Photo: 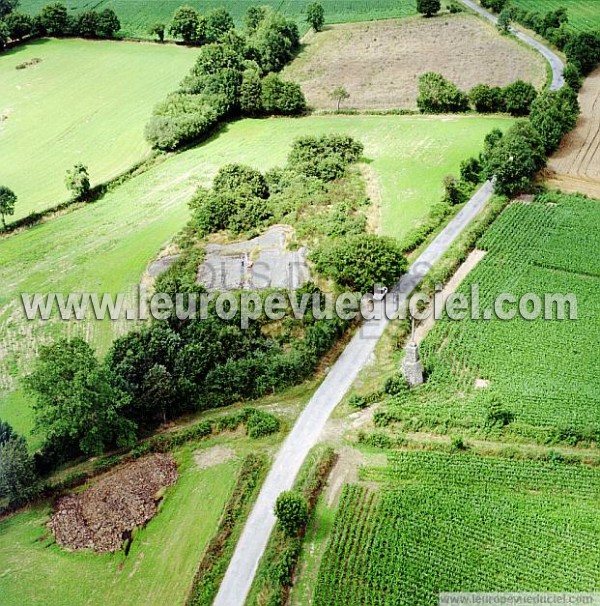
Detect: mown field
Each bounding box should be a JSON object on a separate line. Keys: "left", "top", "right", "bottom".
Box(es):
{"left": 0, "top": 114, "right": 511, "bottom": 442}
{"left": 17, "top": 0, "right": 417, "bottom": 38}
{"left": 0, "top": 444, "right": 239, "bottom": 606}
{"left": 313, "top": 451, "right": 600, "bottom": 605}
{"left": 0, "top": 38, "right": 196, "bottom": 219}
{"left": 510, "top": 0, "right": 600, "bottom": 31}
{"left": 383, "top": 192, "right": 600, "bottom": 445}
{"left": 284, "top": 15, "right": 546, "bottom": 110}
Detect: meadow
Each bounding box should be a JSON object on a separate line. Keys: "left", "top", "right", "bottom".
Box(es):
{"left": 0, "top": 443, "right": 239, "bottom": 606}
{"left": 16, "top": 0, "right": 417, "bottom": 38}
{"left": 0, "top": 38, "right": 196, "bottom": 219}
{"left": 0, "top": 114, "right": 511, "bottom": 442}
{"left": 313, "top": 451, "right": 600, "bottom": 605}
{"left": 510, "top": 0, "right": 600, "bottom": 31}
{"left": 382, "top": 192, "right": 600, "bottom": 445}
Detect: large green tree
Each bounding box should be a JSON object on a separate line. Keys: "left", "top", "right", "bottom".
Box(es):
{"left": 205, "top": 7, "right": 234, "bottom": 42}
{"left": 274, "top": 491, "right": 309, "bottom": 537}
{"left": 65, "top": 163, "right": 90, "bottom": 199}
{"left": 97, "top": 8, "right": 120, "bottom": 38}
{"left": 5, "top": 11, "right": 31, "bottom": 39}
{"left": 0, "top": 19, "right": 9, "bottom": 49}
{"left": 26, "top": 338, "right": 136, "bottom": 456}
{"left": 169, "top": 5, "right": 200, "bottom": 44}
{"left": 0, "top": 185, "right": 16, "bottom": 229}
{"left": 530, "top": 86, "right": 580, "bottom": 153}
{"left": 416, "top": 0, "right": 441, "bottom": 17}
{"left": 306, "top": 2, "right": 325, "bottom": 32}
{"left": 311, "top": 234, "right": 407, "bottom": 292}
{"left": 39, "top": 2, "right": 69, "bottom": 36}
{"left": 0, "top": 0, "right": 18, "bottom": 19}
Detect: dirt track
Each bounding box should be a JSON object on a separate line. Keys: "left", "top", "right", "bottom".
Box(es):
{"left": 547, "top": 68, "right": 600, "bottom": 197}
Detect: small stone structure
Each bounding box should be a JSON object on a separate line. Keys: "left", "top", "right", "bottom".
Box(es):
{"left": 402, "top": 340, "right": 424, "bottom": 386}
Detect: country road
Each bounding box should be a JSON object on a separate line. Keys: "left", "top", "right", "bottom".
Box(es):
{"left": 212, "top": 180, "right": 495, "bottom": 606}
{"left": 459, "top": 0, "right": 565, "bottom": 90}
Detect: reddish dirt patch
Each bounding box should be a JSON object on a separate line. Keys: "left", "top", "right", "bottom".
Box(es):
{"left": 546, "top": 67, "right": 600, "bottom": 198}
{"left": 283, "top": 15, "right": 546, "bottom": 110}
{"left": 49, "top": 453, "right": 178, "bottom": 553}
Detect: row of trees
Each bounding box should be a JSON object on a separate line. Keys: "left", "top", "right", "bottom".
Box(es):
{"left": 146, "top": 6, "right": 306, "bottom": 150}
{"left": 417, "top": 72, "right": 538, "bottom": 116}
{"left": 458, "top": 84, "right": 580, "bottom": 197}
{"left": 0, "top": 2, "right": 120, "bottom": 45}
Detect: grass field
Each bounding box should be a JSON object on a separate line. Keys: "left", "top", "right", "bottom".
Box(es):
{"left": 313, "top": 451, "right": 600, "bottom": 604}
{"left": 284, "top": 15, "right": 546, "bottom": 110}
{"left": 0, "top": 443, "right": 238, "bottom": 606}
{"left": 0, "top": 114, "right": 511, "bottom": 440}
{"left": 381, "top": 192, "right": 600, "bottom": 445}
{"left": 510, "top": 0, "right": 600, "bottom": 31}
{"left": 0, "top": 38, "right": 196, "bottom": 219}
{"left": 16, "top": 0, "right": 417, "bottom": 38}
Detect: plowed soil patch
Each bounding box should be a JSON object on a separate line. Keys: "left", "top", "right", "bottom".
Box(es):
{"left": 547, "top": 67, "right": 600, "bottom": 197}
{"left": 50, "top": 453, "right": 178, "bottom": 552}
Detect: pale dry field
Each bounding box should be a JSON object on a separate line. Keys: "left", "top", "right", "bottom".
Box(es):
{"left": 546, "top": 67, "right": 600, "bottom": 198}
{"left": 283, "top": 14, "right": 547, "bottom": 110}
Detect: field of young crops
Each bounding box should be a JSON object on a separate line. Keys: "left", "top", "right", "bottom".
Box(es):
{"left": 313, "top": 451, "right": 600, "bottom": 605}
{"left": 384, "top": 192, "right": 600, "bottom": 445}
{"left": 17, "top": 0, "right": 416, "bottom": 38}
{"left": 510, "top": 0, "right": 600, "bottom": 31}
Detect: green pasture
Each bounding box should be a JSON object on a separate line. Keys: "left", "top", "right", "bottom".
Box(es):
{"left": 0, "top": 444, "right": 238, "bottom": 606}
{"left": 16, "top": 0, "right": 417, "bottom": 38}
{"left": 0, "top": 38, "right": 196, "bottom": 219}
{"left": 312, "top": 451, "right": 600, "bottom": 605}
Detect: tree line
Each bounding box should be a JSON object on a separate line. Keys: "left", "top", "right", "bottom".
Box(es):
{"left": 145, "top": 6, "right": 307, "bottom": 150}
{"left": 0, "top": 0, "right": 120, "bottom": 47}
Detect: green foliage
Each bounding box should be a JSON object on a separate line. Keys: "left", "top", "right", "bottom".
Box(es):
{"left": 0, "top": 185, "right": 17, "bottom": 229}
{"left": 0, "top": 433, "right": 39, "bottom": 507}
{"left": 417, "top": 72, "right": 469, "bottom": 114}
{"left": 348, "top": 393, "right": 367, "bottom": 409}
{"left": 497, "top": 7, "right": 511, "bottom": 31}
{"left": 482, "top": 120, "right": 546, "bottom": 196}
{"left": 244, "top": 6, "right": 267, "bottom": 33}
{"left": 563, "top": 62, "right": 583, "bottom": 91}
{"left": 564, "top": 30, "right": 600, "bottom": 74}
{"left": 76, "top": 10, "right": 98, "bottom": 37}
{"left": 306, "top": 1, "right": 325, "bottom": 31}
{"left": 416, "top": 0, "right": 441, "bottom": 17}
{"left": 329, "top": 85, "right": 350, "bottom": 112}
{"left": 5, "top": 12, "right": 32, "bottom": 39}
{"left": 148, "top": 21, "right": 165, "bottom": 42}
{"left": 65, "top": 163, "right": 90, "bottom": 199}
{"left": 443, "top": 174, "right": 467, "bottom": 205}
{"left": 274, "top": 490, "right": 309, "bottom": 536}
{"left": 0, "top": 19, "right": 8, "bottom": 48}
{"left": 459, "top": 157, "right": 482, "bottom": 184}
{"left": 260, "top": 73, "right": 306, "bottom": 115}
{"left": 213, "top": 163, "right": 269, "bottom": 198}
{"left": 469, "top": 84, "right": 506, "bottom": 113}
{"left": 246, "top": 409, "right": 280, "bottom": 438}
{"left": 239, "top": 68, "right": 263, "bottom": 114}
{"left": 205, "top": 7, "right": 234, "bottom": 42}
{"left": 25, "top": 338, "right": 136, "bottom": 456}
{"left": 311, "top": 233, "right": 407, "bottom": 292}
{"left": 481, "top": 0, "right": 507, "bottom": 12}
{"left": 39, "top": 2, "right": 69, "bottom": 35}
{"left": 530, "top": 86, "right": 580, "bottom": 153}
{"left": 502, "top": 80, "right": 538, "bottom": 117}
{"left": 96, "top": 8, "right": 120, "bottom": 37}
{"left": 383, "top": 375, "right": 409, "bottom": 396}
{"left": 0, "top": 0, "right": 17, "bottom": 19}
{"left": 0, "top": 419, "right": 14, "bottom": 445}
{"left": 168, "top": 5, "right": 200, "bottom": 43}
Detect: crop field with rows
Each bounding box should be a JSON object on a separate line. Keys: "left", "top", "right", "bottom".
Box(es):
{"left": 313, "top": 452, "right": 600, "bottom": 605}
{"left": 382, "top": 193, "right": 600, "bottom": 445}
{"left": 510, "top": 0, "right": 600, "bottom": 31}
{"left": 17, "top": 0, "right": 416, "bottom": 38}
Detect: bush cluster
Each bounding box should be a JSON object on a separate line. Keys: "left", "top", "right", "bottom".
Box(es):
{"left": 469, "top": 80, "right": 538, "bottom": 116}
{"left": 146, "top": 6, "right": 305, "bottom": 150}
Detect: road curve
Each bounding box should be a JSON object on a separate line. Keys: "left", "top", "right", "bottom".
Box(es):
{"left": 213, "top": 180, "right": 495, "bottom": 606}
{"left": 459, "top": 0, "right": 565, "bottom": 90}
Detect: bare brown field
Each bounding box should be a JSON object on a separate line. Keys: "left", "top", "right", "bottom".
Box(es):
{"left": 283, "top": 15, "right": 547, "bottom": 110}
{"left": 546, "top": 68, "right": 600, "bottom": 198}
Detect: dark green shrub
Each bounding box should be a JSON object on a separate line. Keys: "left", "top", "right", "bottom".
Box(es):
{"left": 417, "top": 72, "right": 469, "bottom": 113}
{"left": 274, "top": 491, "right": 309, "bottom": 537}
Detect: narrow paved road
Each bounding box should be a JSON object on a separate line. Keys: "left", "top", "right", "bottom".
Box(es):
{"left": 213, "top": 180, "right": 495, "bottom": 606}
{"left": 459, "top": 0, "right": 565, "bottom": 90}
